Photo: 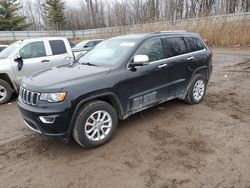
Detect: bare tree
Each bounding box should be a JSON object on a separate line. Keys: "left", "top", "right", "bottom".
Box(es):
{"left": 18, "top": 0, "right": 250, "bottom": 31}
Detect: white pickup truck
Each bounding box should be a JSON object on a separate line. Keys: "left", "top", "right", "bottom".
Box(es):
{"left": 0, "top": 37, "right": 83, "bottom": 104}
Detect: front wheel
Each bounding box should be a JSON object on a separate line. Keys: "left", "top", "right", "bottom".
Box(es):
{"left": 0, "top": 79, "right": 13, "bottom": 105}
{"left": 73, "top": 101, "right": 118, "bottom": 148}
{"left": 185, "top": 75, "right": 207, "bottom": 104}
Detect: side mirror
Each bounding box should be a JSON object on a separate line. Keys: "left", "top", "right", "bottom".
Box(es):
{"left": 14, "top": 54, "right": 24, "bottom": 71}
{"left": 130, "top": 55, "right": 149, "bottom": 67}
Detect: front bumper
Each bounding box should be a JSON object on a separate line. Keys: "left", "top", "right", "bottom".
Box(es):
{"left": 17, "top": 100, "right": 73, "bottom": 139}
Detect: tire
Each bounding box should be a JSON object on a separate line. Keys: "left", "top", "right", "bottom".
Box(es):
{"left": 0, "top": 79, "right": 13, "bottom": 105}
{"left": 73, "top": 100, "right": 118, "bottom": 148}
{"left": 185, "top": 74, "right": 207, "bottom": 105}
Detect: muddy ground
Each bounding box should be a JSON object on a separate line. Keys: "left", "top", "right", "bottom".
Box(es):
{"left": 0, "top": 48, "right": 249, "bottom": 188}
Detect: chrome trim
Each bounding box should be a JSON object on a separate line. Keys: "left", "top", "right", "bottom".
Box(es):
{"left": 127, "top": 35, "right": 206, "bottom": 69}
{"left": 39, "top": 116, "right": 56, "bottom": 124}
{"left": 19, "top": 87, "right": 40, "bottom": 105}
{"left": 24, "top": 120, "right": 42, "bottom": 134}
{"left": 187, "top": 56, "right": 195, "bottom": 60}
{"left": 158, "top": 64, "right": 168, "bottom": 68}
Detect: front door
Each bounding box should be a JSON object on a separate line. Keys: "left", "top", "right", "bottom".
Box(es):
{"left": 13, "top": 41, "right": 52, "bottom": 85}
{"left": 125, "top": 37, "right": 169, "bottom": 114}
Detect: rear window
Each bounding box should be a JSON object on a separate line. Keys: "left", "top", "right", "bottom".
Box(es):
{"left": 184, "top": 37, "right": 204, "bottom": 53}
{"left": 162, "top": 37, "right": 186, "bottom": 58}
{"left": 49, "top": 40, "right": 67, "bottom": 55}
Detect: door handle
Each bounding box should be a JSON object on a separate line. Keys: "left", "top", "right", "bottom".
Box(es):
{"left": 64, "top": 56, "right": 72, "bottom": 60}
{"left": 158, "top": 64, "right": 168, "bottom": 68}
{"left": 41, "top": 60, "right": 50, "bottom": 63}
{"left": 187, "top": 57, "right": 194, "bottom": 61}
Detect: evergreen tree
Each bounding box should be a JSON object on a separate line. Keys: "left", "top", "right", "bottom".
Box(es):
{"left": 43, "top": 0, "right": 67, "bottom": 30}
{"left": 0, "top": 0, "right": 30, "bottom": 31}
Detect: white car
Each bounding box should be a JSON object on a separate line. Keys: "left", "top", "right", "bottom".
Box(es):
{"left": 0, "top": 37, "right": 86, "bottom": 104}
{"left": 72, "top": 39, "right": 103, "bottom": 57}
{"left": 0, "top": 45, "right": 8, "bottom": 52}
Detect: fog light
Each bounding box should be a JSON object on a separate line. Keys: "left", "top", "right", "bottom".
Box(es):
{"left": 39, "top": 116, "right": 56, "bottom": 124}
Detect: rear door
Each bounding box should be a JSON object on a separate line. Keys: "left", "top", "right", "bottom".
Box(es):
{"left": 48, "top": 40, "right": 73, "bottom": 67}
{"left": 161, "top": 36, "right": 190, "bottom": 98}
{"left": 13, "top": 41, "right": 51, "bottom": 85}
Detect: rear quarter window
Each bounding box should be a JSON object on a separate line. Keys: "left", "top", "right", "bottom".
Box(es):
{"left": 162, "top": 37, "right": 186, "bottom": 58}
{"left": 49, "top": 40, "right": 67, "bottom": 55}
{"left": 184, "top": 37, "right": 204, "bottom": 53}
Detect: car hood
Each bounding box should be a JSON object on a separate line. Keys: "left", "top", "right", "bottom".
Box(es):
{"left": 23, "top": 63, "right": 111, "bottom": 91}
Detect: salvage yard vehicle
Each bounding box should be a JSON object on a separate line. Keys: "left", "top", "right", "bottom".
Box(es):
{"left": 0, "top": 37, "right": 87, "bottom": 104}
{"left": 72, "top": 39, "right": 104, "bottom": 57}
{"left": 18, "top": 32, "right": 213, "bottom": 148}
{"left": 0, "top": 45, "right": 8, "bottom": 52}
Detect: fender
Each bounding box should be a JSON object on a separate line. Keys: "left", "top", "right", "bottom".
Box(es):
{"left": 180, "top": 66, "right": 209, "bottom": 100}
{"left": 67, "top": 92, "right": 124, "bottom": 135}
{"left": 191, "top": 66, "right": 209, "bottom": 81}
{"left": 0, "top": 73, "right": 16, "bottom": 92}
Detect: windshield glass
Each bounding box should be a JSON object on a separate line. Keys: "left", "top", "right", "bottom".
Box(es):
{"left": 0, "top": 41, "right": 22, "bottom": 59}
{"left": 78, "top": 39, "right": 138, "bottom": 66}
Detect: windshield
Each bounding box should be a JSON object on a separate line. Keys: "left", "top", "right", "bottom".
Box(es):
{"left": 0, "top": 41, "right": 22, "bottom": 59}
{"left": 78, "top": 39, "right": 138, "bottom": 66}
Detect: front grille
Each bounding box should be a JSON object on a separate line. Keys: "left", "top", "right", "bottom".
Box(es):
{"left": 19, "top": 87, "right": 40, "bottom": 105}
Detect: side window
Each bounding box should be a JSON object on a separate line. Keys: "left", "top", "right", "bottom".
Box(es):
{"left": 184, "top": 37, "right": 204, "bottom": 53}
{"left": 49, "top": 40, "right": 67, "bottom": 55}
{"left": 136, "top": 38, "right": 164, "bottom": 62}
{"left": 84, "top": 41, "right": 95, "bottom": 48}
{"left": 162, "top": 37, "right": 186, "bottom": 58}
{"left": 19, "top": 41, "right": 46, "bottom": 59}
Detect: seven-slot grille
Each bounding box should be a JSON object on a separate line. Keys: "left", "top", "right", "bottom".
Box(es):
{"left": 19, "top": 87, "right": 40, "bottom": 105}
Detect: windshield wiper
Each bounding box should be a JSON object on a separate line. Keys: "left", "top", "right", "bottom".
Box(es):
{"left": 81, "top": 62, "right": 98, "bottom": 66}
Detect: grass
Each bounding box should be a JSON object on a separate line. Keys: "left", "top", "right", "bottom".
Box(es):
{"left": 72, "top": 18, "right": 250, "bottom": 47}
{"left": 1, "top": 18, "right": 249, "bottom": 47}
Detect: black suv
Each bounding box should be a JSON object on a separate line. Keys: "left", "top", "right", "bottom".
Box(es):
{"left": 18, "top": 32, "right": 213, "bottom": 148}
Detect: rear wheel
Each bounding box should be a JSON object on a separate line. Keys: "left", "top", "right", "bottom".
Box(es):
{"left": 185, "top": 75, "right": 207, "bottom": 104}
{"left": 0, "top": 79, "right": 13, "bottom": 105}
{"left": 73, "top": 101, "right": 118, "bottom": 148}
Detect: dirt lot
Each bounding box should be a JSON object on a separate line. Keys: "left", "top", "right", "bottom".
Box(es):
{"left": 0, "top": 48, "right": 249, "bottom": 188}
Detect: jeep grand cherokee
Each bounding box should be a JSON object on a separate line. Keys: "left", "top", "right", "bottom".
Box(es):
{"left": 17, "top": 32, "right": 213, "bottom": 148}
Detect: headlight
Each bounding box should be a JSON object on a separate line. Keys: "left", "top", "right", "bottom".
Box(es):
{"left": 40, "top": 92, "right": 67, "bottom": 103}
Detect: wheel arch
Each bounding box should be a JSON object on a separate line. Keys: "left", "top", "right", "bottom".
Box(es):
{"left": 192, "top": 66, "right": 209, "bottom": 82}
{"left": 181, "top": 66, "right": 208, "bottom": 100}
{"left": 0, "top": 73, "right": 15, "bottom": 91}
{"left": 67, "top": 92, "right": 124, "bottom": 135}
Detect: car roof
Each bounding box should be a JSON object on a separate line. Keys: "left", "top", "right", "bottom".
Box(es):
{"left": 78, "top": 39, "right": 104, "bottom": 43}
{"left": 18, "top": 37, "right": 68, "bottom": 43}
{"left": 111, "top": 31, "right": 200, "bottom": 41}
